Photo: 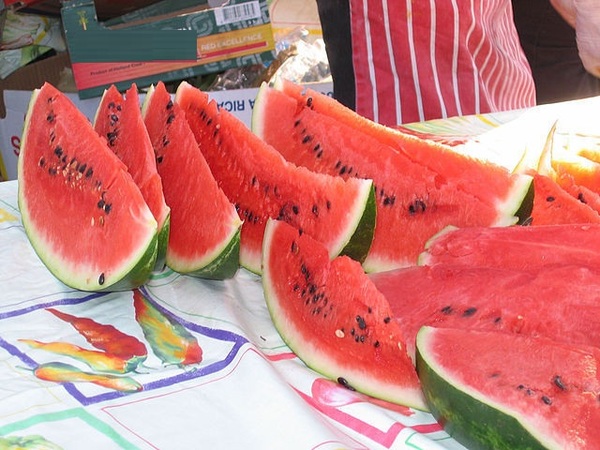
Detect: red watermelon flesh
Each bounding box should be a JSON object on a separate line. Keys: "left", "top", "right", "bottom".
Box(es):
{"left": 175, "top": 81, "right": 375, "bottom": 275}
{"left": 94, "top": 84, "right": 170, "bottom": 269}
{"left": 253, "top": 83, "right": 527, "bottom": 272}
{"left": 370, "top": 263, "right": 600, "bottom": 360}
{"left": 17, "top": 82, "right": 158, "bottom": 291}
{"left": 419, "top": 223, "right": 600, "bottom": 269}
{"left": 269, "top": 78, "right": 529, "bottom": 207}
{"left": 416, "top": 326, "right": 600, "bottom": 450}
{"left": 557, "top": 173, "right": 600, "bottom": 213}
{"left": 529, "top": 173, "right": 600, "bottom": 225}
{"left": 262, "top": 218, "right": 426, "bottom": 411}
{"left": 142, "top": 81, "right": 241, "bottom": 279}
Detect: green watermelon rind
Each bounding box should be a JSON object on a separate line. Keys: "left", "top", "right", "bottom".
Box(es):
{"left": 154, "top": 211, "right": 170, "bottom": 271}
{"left": 18, "top": 88, "right": 158, "bottom": 292}
{"left": 339, "top": 183, "right": 376, "bottom": 264}
{"left": 415, "top": 326, "right": 553, "bottom": 450}
{"left": 174, "top": 225, "right": 241, "bottom": 280}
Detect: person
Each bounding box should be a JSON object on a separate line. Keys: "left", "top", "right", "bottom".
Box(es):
{"left": 317, "top": 0, "right": 537, "bottom": 126}
{"left": 512, "top": 0, "right": 600, "bottom": 105}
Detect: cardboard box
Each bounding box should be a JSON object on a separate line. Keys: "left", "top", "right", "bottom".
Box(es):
{"left": 0, "top": 80, "right": 333, "bottom": 182}
{"left": 61, "top": 0, "right": 277, "bottom": 98}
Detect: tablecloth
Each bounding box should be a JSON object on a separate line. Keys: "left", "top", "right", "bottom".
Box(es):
{"left": 1, "top": 95, "right": 599, "bottom": 450}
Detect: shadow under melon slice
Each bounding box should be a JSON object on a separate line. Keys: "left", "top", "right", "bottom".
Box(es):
{"left": 94, "top": 83, "right": 171, "bottom": 270}
{"left": 175, "top": 81, "right": 376, "bottom": 275}
{"left": 17, "top": 82, "right": 158, "bottom": 291}
{"left": 142, "top": 82, "right": 241, "bottom": 279}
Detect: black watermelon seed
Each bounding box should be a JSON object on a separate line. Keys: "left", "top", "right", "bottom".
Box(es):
{"left": 383, "top": 316, "right": 391, "bottom": 324}
{"left": 441, "top": 305, "right": 453, "bottom": 315}
{"left": 546, "top": 196, "right": 555, "bottom": 202}
{"left": 553, "top": 375, "right": 566, "bottom": 390}
{"left": 337, "top": 377, "right": 355, "bottom": 391}
{"left": 408, "top": 199, "right": 426, "bottom": 214}
{"left": 462, "top": 307, "right": 477, "bottom": 317}
{"left": 98, "top": 273, "right": 105, "bottom": 285}
{"left": 541, "top": 396, "right": 552, "bottom": 405}
{"left": 306, "top": 97, "right": 313, "bottom": 107}
{"left": 166, "top": 100, "right": 173, "bottom": 109}
{"left": 356, "top": 315, "right": 366, "bottom": 330}
{"left": 167, "top": 113, "right": 176, "bottom": 124}
{"left": 302, "top": 135, "right": 312, "bottom": 144}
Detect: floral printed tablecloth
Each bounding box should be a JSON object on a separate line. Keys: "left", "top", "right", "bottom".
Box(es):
{"left": 1, "top": 96, "right": 598, "bottom": 450}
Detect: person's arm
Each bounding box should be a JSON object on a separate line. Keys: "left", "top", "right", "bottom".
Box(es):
{"left": 550, "top": 0, "right": 600, "bottom": 77}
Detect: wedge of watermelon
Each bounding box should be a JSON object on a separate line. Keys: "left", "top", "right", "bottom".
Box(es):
{"left": 370, "top": 263, "right": 600, "bottom": 360}
{"left": 262, "top": 218, "right": 426, "bottom": 410}
{"left": 253, "top": 81, "right": 531, "bottom": 272}
{"left": 419, "top": 223, "right": 600, "bottom": 269}
{"left": 94, "top": 83, "right": 171, "bottom": 270}
{"left": 175, "top": 81, "right": 376, "bottom": 275}
{"left": 266, "top": 78, "right": 532, "bottom": 207}
{"left": 416, "top": 326, "right": 600, "bottom": 449}
{"left": 529, "top": 173, "right": 600, "bottom": 224}
{"left": 17, "top": 83, "right": 158, "bottom": 291}
{"left": 142, "top": 82, "right": 242, "bottom": 279}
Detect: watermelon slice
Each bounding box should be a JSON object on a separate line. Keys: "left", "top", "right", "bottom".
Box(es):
{"left": 419, "top": 223, "right": 600, "bottom": 269}
{"left": 262, "top": 218, "right": 426, "bottom": 410}
{"left": 416, "top": 326, "right": 600, "bottom": 449}
{"left": 142, "top": 82, "right": 242, "bottom": 279}
{"left": 175, "top": 81, "right": 376, "bottom": 275}
{"left": 529, "top": 173, "right": 600, "bottom": 224}
{"left": 17, "top": 82, "right": 158, "bottom": 291}
{"left": 370, "top": 263, "right": 600, "bottom": 359}
{"left": 94, "top": 83, "right": 171, "bottom": 270}
{"left": 253, "top": 81, "right": 531, "bottom": 272}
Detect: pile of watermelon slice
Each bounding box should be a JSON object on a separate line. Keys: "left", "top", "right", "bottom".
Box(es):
{"left": 16, "top": 79, "right": 600, "bottom": 449}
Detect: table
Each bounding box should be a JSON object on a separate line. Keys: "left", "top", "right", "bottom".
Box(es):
{"left": 1, "top": 96, "right": 598, "bottom": 449}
